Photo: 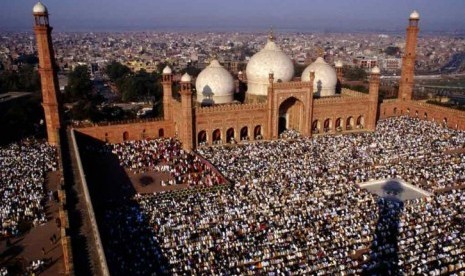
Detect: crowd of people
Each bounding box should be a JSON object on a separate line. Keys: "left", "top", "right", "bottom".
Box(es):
{"left": 0, "top": 139, "right": 57, "bottom": 237}
{"left": 108, "top": 138, "right": 225, "bottom": 187}
{"left": 95, "top": 116, "right": 465, "bottom": 274}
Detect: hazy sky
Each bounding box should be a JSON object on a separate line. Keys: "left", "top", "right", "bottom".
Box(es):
{"left": 3, "top": 0, "right": 465, "bottom": 32}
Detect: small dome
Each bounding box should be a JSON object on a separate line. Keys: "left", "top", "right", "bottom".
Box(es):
{"left": 180, "top": 73, "right": 191, "bottom": 82}
{"left": 33, "top": 2, "right": 48, "bottom": 14}
{"left": 301, "top": 57, "right": 338, "bottom": 97}
{"left": 410, "top": 10, "right": 420, "bottom": 20}
{"left": 162, "top": 66, "right": 172, "bottom": 74}
{"left": 195, "top": 59, "right": 235, "bottom": 105}
{"left": 371, "top": 66, "right": 381, "bottom": 74}
{"left": 246, "top": 37, "right": 294, "bottom": 96}
{"left": 334, "top": 60, "right": 343, "bottom": 68}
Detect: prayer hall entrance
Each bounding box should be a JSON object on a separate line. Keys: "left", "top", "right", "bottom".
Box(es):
{"left": 278, "top": 97, "right": 304, "bottom": 134}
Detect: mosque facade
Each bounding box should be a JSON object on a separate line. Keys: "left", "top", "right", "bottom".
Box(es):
{"left": 33, "top": 3, "right": 465, "bottom": 151}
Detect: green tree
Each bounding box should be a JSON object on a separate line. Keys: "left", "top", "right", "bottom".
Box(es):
{"left": 105, "top": 61, "right": 131, "bottom": 82}
{"left": 384, "top": 46, "right": 400, "bottom": 56}
{"left": 343, "top": 66, "right": 368, "bottom": 81}
{"left": 64, "top": 65, "right": 92, "bottom": 102}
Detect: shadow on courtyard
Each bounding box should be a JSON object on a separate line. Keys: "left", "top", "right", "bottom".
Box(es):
{"left": 75, "top": 132, "right": 169, "bottom": 275}
{"left": 362, "top": 179, "right": 404, "bottom": 275}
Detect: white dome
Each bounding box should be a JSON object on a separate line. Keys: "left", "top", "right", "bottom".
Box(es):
{"left": 302, "top": 57, "right": 338, "bottom": 97}
{"left": 246, "top": 38, "right": 294, "bottom": 96}
{"left": 33, "top": 2, "right": 48, "bottom": 14}
{"left": 180, "top": 73, "right": 191, "bottom": 82}
{"left": 162, "top": 66, "right": 172, "bottom": 74}
{"left": 410, "top": 10, "right": 420, "bottom": 20}
{"left": 195, "top": 59, "right": 234, "bottom": 105}
{"left": 371, "top": 66, "right": 381, "bottom": 74}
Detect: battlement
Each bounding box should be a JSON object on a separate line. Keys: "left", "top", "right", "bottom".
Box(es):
{"left": 314, "top": 94, "right": 368, "bottom": 105}
{"left": 272, "top": 81, "right": 312, "bottom": 90}
{"left": 196, "top": 102, "right": 267, "bottom": 114}
{"left": 412, "top": 101, "right": 465, "bottom": 116}
{"left": 341, "top": 88, "right": 370, "bottom": 97}
{"left": 73, "top": 117, "right": 165, "bottom": 128}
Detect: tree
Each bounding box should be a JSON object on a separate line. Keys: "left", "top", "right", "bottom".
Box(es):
{"left": 0, "top": 65, "right": 40, "bottom": 94}
{"left": 64, "top": 65, "right": 92, "bottom": 102}
{"left": 343, "top": 66, "right": 367, "bottom": 81}
{"left": 384, "top": 46, "right": 400, "bottom": 56}
{"left": 117, "top": 70, "right": 161, "bottom": 103}
{"left": 105, "top": 61, "right": 130, "bottom": 82}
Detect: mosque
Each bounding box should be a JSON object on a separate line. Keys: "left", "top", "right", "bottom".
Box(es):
{"left": 32, "top": 2, "right": 465, "bottom": 151}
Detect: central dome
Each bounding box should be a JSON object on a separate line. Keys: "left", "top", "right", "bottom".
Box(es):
{"left": 246, "top": 37, "right": 294, "bottom": 96}
{"left": 302, "top": 57, "right": 338, "bottom": 97}
{"left": 195, "top": 59, "right": 234, "bottom": 105}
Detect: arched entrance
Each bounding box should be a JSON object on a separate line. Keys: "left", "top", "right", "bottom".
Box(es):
{"left": 226, "top": 128, "right": 235, "bottom": 143}
{"left": 198, "top": 130, "right": 207, "bottom": 146}
{"left": 123, "top": 131, "right": 129, "bottom": 141}
{"left": 240, "top": 127, "right": 248, "bottom": 141}
{"left": 356, "top": 116, "right": 364, "bottom": 128}
{"left": 278, "top": 97, "right": 304, "bottom": 135}
{"left": 335, "top": 118, "right": 342, "bottom": 131}
{"left": 158, "top": 128, "right": 164, "bottom": 137}
{"left": 212, "top": 129, "right": 221, "bottom": 144}
{"left": 346, "top": 117, "right": 354, "bottom": 130}
{"left": 254, "top": 125, "right": 262, "bottom": 140}
{"left": 312, "top": 120, "right": 321, "bottom": 133}
{"left": 323, "top": 118, "right": 332, "bottom": 133}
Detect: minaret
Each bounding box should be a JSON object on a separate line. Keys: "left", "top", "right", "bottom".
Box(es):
{"left": 367, "top": 66, "right": 381, "bottom": 131}
{"left": 179, "top": 73, "right": 194, "bottom": 151}
{"left": 398, "top": 10, "right": 420, "bottom": 101}
{"left": 161, "top": 65, "right": 173, "bottom": 121}
{"left": 33, "top": 2, "right": 61, "bottom": 146}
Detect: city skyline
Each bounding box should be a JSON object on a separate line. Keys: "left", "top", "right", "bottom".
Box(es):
{"left": 2, "top": 0, "right": 465, "bottom": 33}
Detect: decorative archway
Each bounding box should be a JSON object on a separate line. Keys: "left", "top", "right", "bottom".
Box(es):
{"left": 323, "top": 118, "right": 332, "bottom": 132}
{"left": 424, "top": 112, "right": 428, "bottom": 119}
{"left": 312, "top": 120, "right": 321, "bottom": 133}
{"left": 346, "top": 117, "right": 354, "bottom": 130}
{"left": 158, "top": 128, "right": 164, "bottom": 137}
{"left": 240, "top": 126, "right": 248, "bottom": 141}
{"left": 393, "top": 107, "right": 397, "bottom": 115}
{"left": 212, "top": 129, "right": 221, "bottom": 143}
{"left": 254, "top": 125, "right": 262, "bottom": 140}
{"left": 123, "top": 131, "right": 129, "bottom": 141}
{"left": 415, "top": 110, "right": 419, "bottom": 117}
{"left": 226, "top": 128, "right": 235, "bottom": 143}
{"left": 356, "top": 116, "right": 364, "bottom": 128}
{"left": 335, "top": 118, "right": 342, "bottom": 131}
{"left": 278, "top": 97, "right": 304, "bottom": 135}
{"left": 198, "top": 130, "right": 207, "bottom": 145}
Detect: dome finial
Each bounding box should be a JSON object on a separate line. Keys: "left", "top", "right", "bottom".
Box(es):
{"left": 268, "top": 26, "right": 275, "bottom": 42}
{"left": 317, "top": 47, "right": 325, "bottom": 58}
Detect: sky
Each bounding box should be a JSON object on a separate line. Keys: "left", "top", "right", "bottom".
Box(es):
{"left": 2, "top": 0, "right": 465, "bottom": 33}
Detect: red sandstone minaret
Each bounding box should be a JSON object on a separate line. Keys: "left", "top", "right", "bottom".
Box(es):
{"left": 161, "top": 65, "right": 173, "bottom": 121}
{"left": 367, "top": 66, "right": 380, "bottom": 130}
{"left": 33, "top": 2, "right": 61, "bottom": 145}
{"left": 179, "top": 73, "right": 194, "bottom": 151}
{"left": 398, "top": 10, "right": 420, "bottom": 101}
